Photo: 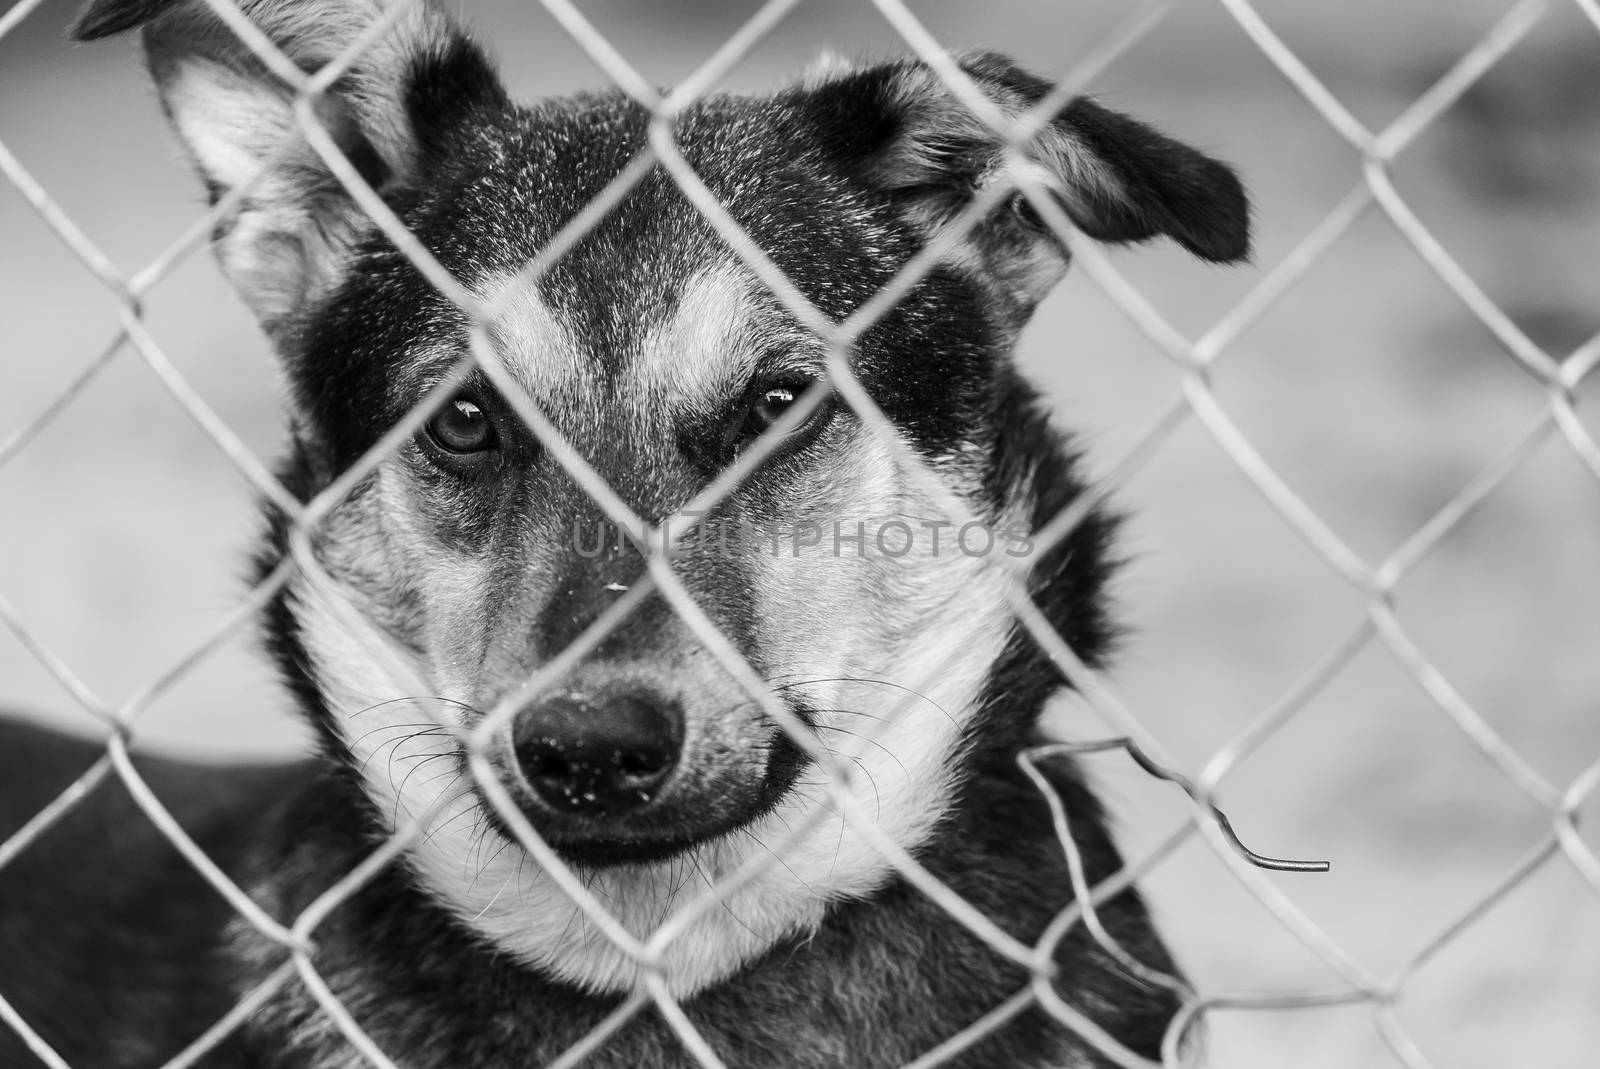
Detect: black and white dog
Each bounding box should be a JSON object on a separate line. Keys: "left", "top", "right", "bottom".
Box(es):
{"left": 0, "top": 1, "right": 1249, "bottom": 1065}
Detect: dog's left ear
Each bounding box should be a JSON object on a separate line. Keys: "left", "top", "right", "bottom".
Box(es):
{"left": 807, "top": 51, "right": 1251, "bottom": 316}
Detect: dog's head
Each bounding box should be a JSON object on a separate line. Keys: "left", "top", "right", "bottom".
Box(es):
{"left": 76, "top": 0, "right": 1248, "bottom": 994}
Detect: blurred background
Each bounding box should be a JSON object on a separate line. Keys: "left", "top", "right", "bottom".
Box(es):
{"left": 2, "top": 0, "right": 1598, "bottom": 1065}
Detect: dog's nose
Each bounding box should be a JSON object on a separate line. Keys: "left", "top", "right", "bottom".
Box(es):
{"left": 511, "top": 692, "right": 683, "bottom": 816}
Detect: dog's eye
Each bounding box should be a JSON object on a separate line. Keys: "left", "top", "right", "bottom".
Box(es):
{"left": 749, "top": 386, "right": 800, "bottom": 434}
{"left": 426, "top": 396, "right": 497, "bottom": 454}
{"left": 736, "top": 380, "right": 830, "bottom": 456}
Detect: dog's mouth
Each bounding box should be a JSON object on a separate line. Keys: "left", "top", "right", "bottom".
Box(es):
{"left": 552, "top": 837, "right": 704, "bottom": 868}
{"left": 474, "top": 721, "right": 812, "bottom": 871}
{"left": 471, "top": 787, "right": 787, "bottom": 869}
{"left": 535, "top": 822, "right": 747, "bottom": 868}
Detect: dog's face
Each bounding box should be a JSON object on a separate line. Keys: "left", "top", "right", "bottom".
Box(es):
{"left": 78, "top": 0, "right": 1247, "bottom": 995}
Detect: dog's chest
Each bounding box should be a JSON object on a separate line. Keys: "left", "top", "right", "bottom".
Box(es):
{"left": 222, "top": 876, "right": 1097, "bottom": 1069}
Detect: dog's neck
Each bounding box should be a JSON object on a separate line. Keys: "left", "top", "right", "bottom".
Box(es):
{"left": 223, "top": 750, "right": 1173, "bottom": 1069}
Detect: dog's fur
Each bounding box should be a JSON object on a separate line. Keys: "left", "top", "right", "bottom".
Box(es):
{"left": 0, "top": 1, "right": 1250, "bottom": 1066}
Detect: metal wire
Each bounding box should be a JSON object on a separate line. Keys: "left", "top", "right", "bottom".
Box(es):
{"left": 0, "top": 0, "right": 1594, "bottom": 1066}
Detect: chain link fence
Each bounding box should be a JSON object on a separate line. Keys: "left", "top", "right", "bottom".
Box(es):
{"left": 1, "top": 0, "right": 1597, "bottom": 1066}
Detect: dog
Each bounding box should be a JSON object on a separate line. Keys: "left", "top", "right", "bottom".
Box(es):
{"left": 0, "top": 1, "right": 1249, "bottom": 1065}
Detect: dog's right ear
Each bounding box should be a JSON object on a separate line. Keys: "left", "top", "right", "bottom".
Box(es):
{"left": 71, "top": 0, "right": 507, "bottom": 338}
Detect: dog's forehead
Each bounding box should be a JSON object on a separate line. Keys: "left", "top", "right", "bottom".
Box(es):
{"left": 435, "top": 95, "right": 858, "bottom": 415}
{"left": 480, "top": 259, "right": 791, "bottom": 415}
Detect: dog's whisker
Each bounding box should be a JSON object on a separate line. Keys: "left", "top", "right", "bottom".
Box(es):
{"left": 847, "top": 756, "right": 883, "bottom": 824}
{"left": 806, "top": 706, "right": 891, "bottom": 726}
{"left": 688, "top": 851, "right": 759, "bottom": 943}
{"left": 417, "top": 766, "right": 468, "bottom": 796}
{"left": 828, "top": 810, "right": 849, "bottom": 880}
{"left": 656, "top": 856, "right": 698, "bottom": 931}
{"left": 390, "top": 750, "right": 464, "bottom": 826}
{"left": 393, "top": 749, "right": 460, "bottom": 766}
{"left": 514, "top": 853, "right": 533, "bottom": 908}
{"left": 470, "top": 835, "right": 518, "bottom": 894}
{"left": 809, "top": 722, "right": 911, "bottom": 779}
{"left": 552, "top": 903, "right": 584, "bottom": 952}
{"left": 772, "top": 677, "right": 959, "bottom": 728}
{"left": 579, "top": 867, "right": 618, "bottom": 905}
{"left": 410, "top": 786, "right": 473, "bottom": 844}
{"left": 737, "top": 828, "right": 821, "bottom": 898}
{"left": 469, "top": 867, "right": 519, "bottom": 924}
{"left": 346, "top": 721, "right": 453, "bottom": 748}
{"left": 359, "top": 727, "right": 456, "bottom": 778}
{"left": 465, "top": 812, "right": 495, "bottom": 872}
{"left": 347, "top": 695, "right": 476, "bottom": 720}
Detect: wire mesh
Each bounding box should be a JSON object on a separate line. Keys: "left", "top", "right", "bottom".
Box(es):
{"left": 1, "top": 0, "right": 1597, "bottom": 1066}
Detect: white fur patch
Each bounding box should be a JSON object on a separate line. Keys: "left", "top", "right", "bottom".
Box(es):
{"left": 479, "top": 272, "right": 591, "bottom": 404}
{"left": 631, "top": 264, "right": 765, "bottom": 415}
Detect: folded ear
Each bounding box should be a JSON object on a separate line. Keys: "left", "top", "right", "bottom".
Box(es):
{"left": 72, "top": 0, "right": 507, "bottom": 337}
{"left": 807, "top": 51, "right": 1251, "bottom": 318}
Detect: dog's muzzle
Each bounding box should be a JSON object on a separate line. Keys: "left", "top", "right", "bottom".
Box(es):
{"left": 498, "top": 682, "right": 797, "bottom": 868}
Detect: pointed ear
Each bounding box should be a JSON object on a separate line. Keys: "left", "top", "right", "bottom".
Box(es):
{"left": 807, "top": 51, "right": 1251, "bottom": 318}
{"left": 71, "top": 0, "right": 508, "bottom": 338}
